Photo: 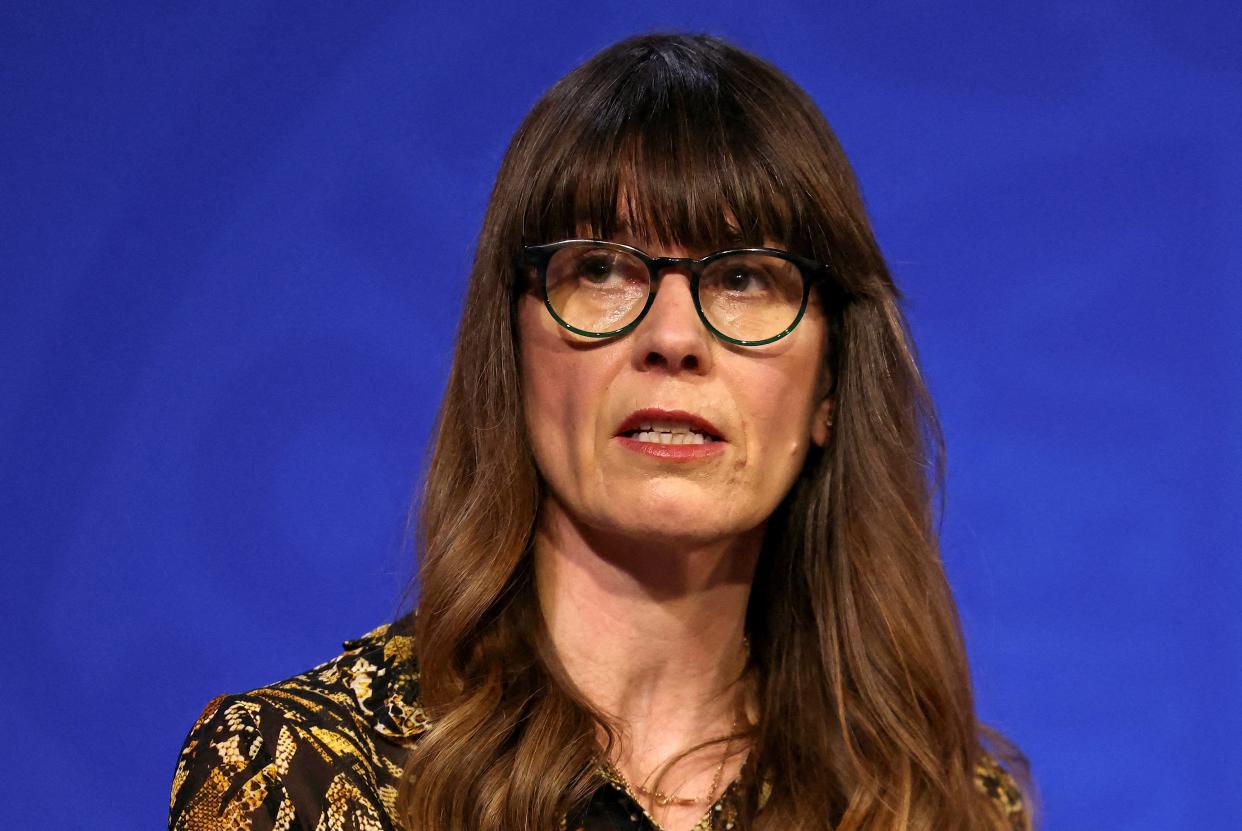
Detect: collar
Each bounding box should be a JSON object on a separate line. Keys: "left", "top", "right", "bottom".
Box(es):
{"left": 339, "top": 621, "right": 431, "bottom": 741}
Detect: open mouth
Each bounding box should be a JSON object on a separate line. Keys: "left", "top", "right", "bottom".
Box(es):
{"left": 620, "top": 420, "right": 722, "bottom": 445}
{"left": 615, "top": 409, "right": 726, "bottom": 447}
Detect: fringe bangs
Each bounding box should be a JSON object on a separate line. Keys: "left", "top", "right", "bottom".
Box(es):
{"left": 515, "top": 48, "right": 813, "bottom": 259}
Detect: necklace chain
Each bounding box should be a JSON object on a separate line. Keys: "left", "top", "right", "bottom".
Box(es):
{"left": 611, "top": 639, "right": 752, "bottom": 810}
{"left": 627, "top": 707, "right": 742, "bottom": 808}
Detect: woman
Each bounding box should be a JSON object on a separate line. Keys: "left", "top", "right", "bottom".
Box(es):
{"left": 170, "top": 33, "right": 1033, "bottom": 831}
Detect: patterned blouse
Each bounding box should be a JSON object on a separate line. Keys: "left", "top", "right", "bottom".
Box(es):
{"left": 169, "top": 618, "right": 1027, "bottom": 830}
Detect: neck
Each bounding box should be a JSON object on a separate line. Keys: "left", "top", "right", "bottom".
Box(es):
{"left": 533, "top": 494, "right": 760, "bottom": 768}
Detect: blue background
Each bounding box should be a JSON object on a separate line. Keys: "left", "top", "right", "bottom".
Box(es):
{"left": 3, "top": 3, "right": 1238, "bottom": 828}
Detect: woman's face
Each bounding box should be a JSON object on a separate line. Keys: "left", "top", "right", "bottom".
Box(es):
{"left": 517, "top": 226, "right": 833, "bottom": 546}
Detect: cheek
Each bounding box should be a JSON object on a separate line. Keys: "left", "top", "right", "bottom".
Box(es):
{"left": 518, "top": 304, "right": 565, "bottom": 448}
{"left": 745, "top": 380, "right": 814, "bottom": 465}
{"left": 517, "top": 299, "right": 601, "bottom": 475}
{"left": 523, "top": 360, "right": 572, "bottom": 441}
{"left": 738, "top": 345, "right": 826, "bottom": 485}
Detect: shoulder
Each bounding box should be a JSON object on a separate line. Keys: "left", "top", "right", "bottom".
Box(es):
{"left": 169, "top": 618, "right": 429, "bottom": 830}
{"left": 973, "top": 751, "right": 1031, "bottom": 831}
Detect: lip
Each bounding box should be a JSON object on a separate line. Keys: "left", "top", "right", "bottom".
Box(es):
{"left": 614, "top": 408, "right": 726, "bottom": 441}
{"left": 612, "top": 407, "right": 728, "bottom": 463}
{"left": 613, "top": 434, "right": 727, "bottom": 461}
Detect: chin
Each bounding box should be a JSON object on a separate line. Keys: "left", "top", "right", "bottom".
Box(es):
{"left": 620, "top": 518, "right": 727, "bottom": 545}
{"left": 592, "top": 494, "right": 749, "bottom": 546}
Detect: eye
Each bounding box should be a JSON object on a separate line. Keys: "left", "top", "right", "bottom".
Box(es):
{"left": 700, "top": 254, "right": 803, "bottom": 306}
{"left": 572, "top": 250, "right": 648, "bottom": 291}
{"left": 578, "top": 254, "right": 619, "bottom": 284}
{"left": 718, "top": 266, "right": 771, "bottom": 293}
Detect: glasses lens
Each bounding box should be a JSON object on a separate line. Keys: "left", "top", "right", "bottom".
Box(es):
{"left": 545, "top": 244, "right": 650, "bottom": 334}
{"left": 699, "top": 253, "right": 806, "bottom": 342}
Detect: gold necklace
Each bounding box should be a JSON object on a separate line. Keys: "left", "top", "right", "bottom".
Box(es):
{"left": 614, "top": 640, "right": 752, "bottom": 810}
{"left": 629, "top": 709, "right": 742, "bottom": 808}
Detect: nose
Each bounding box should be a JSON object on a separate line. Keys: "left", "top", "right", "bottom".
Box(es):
{"left": 629, "top": 262, "right": 714, "bottom": 375}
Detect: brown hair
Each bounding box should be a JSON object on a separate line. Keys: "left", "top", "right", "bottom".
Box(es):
{"left": 398, "top": 32, "right": 1032, "bottom": 830}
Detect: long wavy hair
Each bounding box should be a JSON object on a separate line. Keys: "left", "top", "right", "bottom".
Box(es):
{"left": 397, "top": 32, "right": 1031, "bottom": 831}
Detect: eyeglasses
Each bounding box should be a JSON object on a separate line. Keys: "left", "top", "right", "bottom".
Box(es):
{"left": 518, "top": 239, "right": 833, "bottom": 346}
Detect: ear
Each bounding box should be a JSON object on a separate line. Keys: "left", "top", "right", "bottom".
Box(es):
{"left": 810, "top": 395, "right": 834, "bottom": 448}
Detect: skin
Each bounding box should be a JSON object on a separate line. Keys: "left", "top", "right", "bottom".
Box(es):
{"left": 518, "top": 227, "right": 833, "bottom": 831}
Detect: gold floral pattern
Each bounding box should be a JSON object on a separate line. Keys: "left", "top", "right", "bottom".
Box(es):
{"left": 170, "top": 618, "right": 1026, "bottom": 830}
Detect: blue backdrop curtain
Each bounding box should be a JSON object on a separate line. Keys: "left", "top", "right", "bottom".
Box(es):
{"left": 2, "top": 3, "right": 1238, "bottom": 828}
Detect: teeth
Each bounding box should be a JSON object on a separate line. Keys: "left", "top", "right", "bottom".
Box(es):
{"left": 625, "top": 418, "right": 718, "bottom": 444}
{"left": 650, "top": 422, "right": 700, "bottom": 434}
{"left": 632, "top": 430, "right": 709, "bottom": 445}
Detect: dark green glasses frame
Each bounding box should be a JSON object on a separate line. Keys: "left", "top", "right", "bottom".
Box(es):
{"left": 518, "top": 239, "right": 834, "bottom": 347}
